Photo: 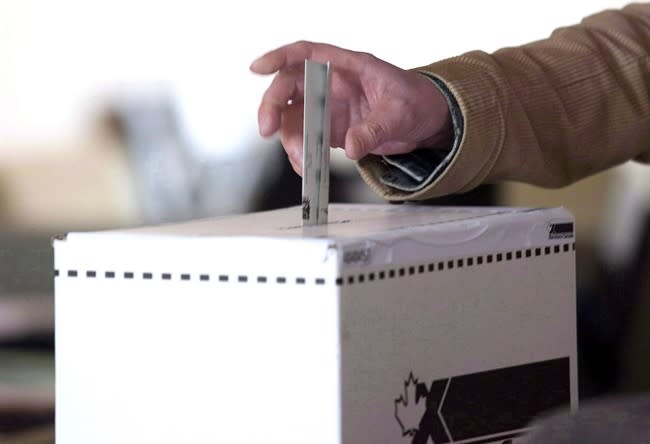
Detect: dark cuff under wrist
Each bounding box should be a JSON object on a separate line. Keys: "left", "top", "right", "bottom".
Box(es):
{"left": 379, "top": 73, "right": 464, "bottom": 192}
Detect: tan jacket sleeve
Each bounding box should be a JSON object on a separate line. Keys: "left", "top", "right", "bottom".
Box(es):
{"left": 357, "top": 3, "right": 650, "bottom": 200}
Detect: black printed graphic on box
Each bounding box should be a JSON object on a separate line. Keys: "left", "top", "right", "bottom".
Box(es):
{"left": 548, "top": 223, "right": 574, "bottom": 240}
{"left": 394, "top": 358, "right": 570, "bottom": 444}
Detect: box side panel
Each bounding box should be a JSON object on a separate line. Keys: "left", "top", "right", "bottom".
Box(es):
{"left": 54, "top": 255, "right": 341, "bottom": 444}
{"left": 339, "top": 242, "right": 577, "bottom": 444}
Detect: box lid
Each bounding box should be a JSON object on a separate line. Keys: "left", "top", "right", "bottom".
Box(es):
{"left": 54, "top": 204, "right": 574, "bottom": 276}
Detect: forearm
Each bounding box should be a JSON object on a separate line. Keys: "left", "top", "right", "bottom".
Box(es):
{"left": 359, "top": 3, "right": 650, "bottom": 200}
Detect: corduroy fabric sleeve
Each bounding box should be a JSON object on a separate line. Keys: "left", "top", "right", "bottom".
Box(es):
{"left": 356, "top": 3, "right": 650, "bottom": 201}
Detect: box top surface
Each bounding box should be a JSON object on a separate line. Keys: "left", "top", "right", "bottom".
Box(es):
{"left": 55, "top": 204, "right": 574, "bottom": 272}
{"left": 63, "top": 204, "right": 552, "bottom": 242}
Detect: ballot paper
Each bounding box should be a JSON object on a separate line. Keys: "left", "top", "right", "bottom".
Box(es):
{"left": 55, "top": 204, "right": 578, "bottom": 444}
{"left": 302, "top": 60, "right": 331, "bottom": 226}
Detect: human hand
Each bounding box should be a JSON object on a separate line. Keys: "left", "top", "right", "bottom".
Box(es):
{"left": 250, "top": 41, "right": 452, "bottom": 175}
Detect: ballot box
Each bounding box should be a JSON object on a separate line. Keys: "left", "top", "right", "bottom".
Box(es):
{"left": 54, "top": 204, "right": 578, "bottom": 444}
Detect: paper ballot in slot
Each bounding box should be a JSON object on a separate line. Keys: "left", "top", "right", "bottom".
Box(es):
{"left": 302, "top": 60, "right": 331, "bottom": 226}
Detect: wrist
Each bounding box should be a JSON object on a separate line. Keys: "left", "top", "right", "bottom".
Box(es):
{"left": 415, "top": 71, "right": 463, "bottom": 151}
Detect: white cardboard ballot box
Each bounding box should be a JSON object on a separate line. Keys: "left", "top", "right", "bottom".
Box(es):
{"left": 54, "top": 204, "right": 578, "bottom": 444}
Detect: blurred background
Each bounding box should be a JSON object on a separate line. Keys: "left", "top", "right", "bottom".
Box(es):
{"left": 1, "top": 0, "right": 648, "bottom": 442}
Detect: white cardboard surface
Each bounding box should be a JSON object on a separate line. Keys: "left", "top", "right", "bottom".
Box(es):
{"left": 55, "top": 204, "right": 578, "bottom": 444}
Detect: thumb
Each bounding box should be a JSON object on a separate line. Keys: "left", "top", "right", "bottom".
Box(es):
{"left": 344, "top": 110, "right": 396, "bottom": 160}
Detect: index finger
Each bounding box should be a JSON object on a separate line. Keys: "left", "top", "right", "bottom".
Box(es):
{"left": 250, "top": 41, "right": 363, "bottom": 74}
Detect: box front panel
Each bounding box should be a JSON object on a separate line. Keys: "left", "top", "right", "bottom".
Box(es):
{"left": 339, "top": 242, "right": 577, "bottom": 444}
{"left": 55, "top": 267, "right": 341, "bottom": 444}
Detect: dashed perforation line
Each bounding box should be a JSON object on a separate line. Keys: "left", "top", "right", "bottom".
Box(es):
{"left": 334, "top": 242, "right": 575, "bottom": 286}
{"left": 54, "top": 242, "right": 574, "bottom": 287}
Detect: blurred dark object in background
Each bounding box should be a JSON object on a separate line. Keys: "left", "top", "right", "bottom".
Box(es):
{"left": 0, "top": 235, "right": 53, "bottom": 296}
{"left": 109, "top": 97, "right": 200, "bottom": 224}
{"left": 417, "top": 183, "right": 499, "bottom": 206}
{"left": 577, "top": 208, "right": 650, "bottom": 400}
{"left": 109, "top": 95, "right": 279, "bottom": 223}
{"left": 618, "top": 210, "right": 650, "bottom": 394}
{"left": 0, "top": 235, "right": 54, "bottom": 443}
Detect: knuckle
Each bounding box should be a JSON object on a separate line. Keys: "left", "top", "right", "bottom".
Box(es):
{"left": 358, "top": 51, "right": 375, "bottom": 61}
{"left": 365, "top": 120, "right": 388, "bottom": 145}
{"left": 293, "top": 40, "right": 313, "bottom": 52}
{"left": 354, "top": 51, "right": 377, "bottom": 67}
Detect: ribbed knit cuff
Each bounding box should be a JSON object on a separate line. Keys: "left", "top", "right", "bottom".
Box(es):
{"left": 356, "top": 53, "right": 505, "bottom": 200}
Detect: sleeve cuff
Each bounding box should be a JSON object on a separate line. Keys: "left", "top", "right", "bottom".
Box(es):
{"left": 378, "top": 73, "right": 464, "bottom": 192}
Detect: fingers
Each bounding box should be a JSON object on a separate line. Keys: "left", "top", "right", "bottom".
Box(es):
{"left": 250, "top": 41, "right": 314, "bottom": 74}
{"left": 253, "top": 41, "right": 369, "bottom": 140}
{"left": 253, "top": 41, "right": 426, "bottom": 165}
{"left": 250, "top": 41, "right": 364, "bottom": 75}
{"left": 258, "top": 69, "right": 304, "bottom": 137}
